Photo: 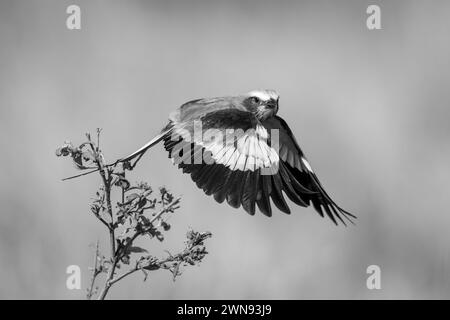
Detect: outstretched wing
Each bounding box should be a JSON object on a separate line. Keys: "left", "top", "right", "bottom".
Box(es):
{"left": 262, "top": 116, "right": 355, "bottom": 225}
{"left": 163, "top": 102, "right": 355, "bottom": 225}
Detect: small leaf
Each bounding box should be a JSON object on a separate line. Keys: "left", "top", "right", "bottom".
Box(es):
{"left": 137, "top": 197, "right": 147, "bottom": 209}
{"left": 123, "top": 161, "right": 133, "bottom": 171}
{"left": 114, "top": 176, "right": 130, "bottom": 189}
{"left": 127, "top": 246, "right": 148, "bottom": 254}
{"left": 161, "top": 221, "right": 171, "bottom": 231}
{"left": 82, "top": 151, "right": 95, "bottom": 162}
{"left": 121, "top": 255, "right": 130, "bottom": 265}
{"left": 125, "top": 193, "right": 139, "bottom": 202}
{"left": 156, "top": 233, "right": 164, "bottom": 242}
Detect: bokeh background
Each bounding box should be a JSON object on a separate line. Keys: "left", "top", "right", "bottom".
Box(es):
{"left": 1, "top": 0, "right": 450, "bottom": 299}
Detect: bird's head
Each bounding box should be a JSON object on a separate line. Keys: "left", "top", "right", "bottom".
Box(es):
{"left": 242, "top": 89, "right": 280, "bottom": 121}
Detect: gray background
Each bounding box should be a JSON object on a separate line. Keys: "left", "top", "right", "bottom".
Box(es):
{"left": 1, "top": 0, "right": 450, "bottom": 299}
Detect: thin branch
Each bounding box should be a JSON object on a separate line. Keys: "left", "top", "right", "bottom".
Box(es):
{"left": 121, "top": 170, "right": 125, "bottom": 204}
{"left": 109, "top": 265, "right": 141, "bottom": 286}
{"left": 97, "top": 257, "right": 118, "bottom": 300}
{"left": 99, "top": 199, "right": 181, "bottom": 298}
{"left": 88, "top": 141, "right": 116, "bottom": 257}
{"left": 97, "top": 215, "right": 113, "bottom": 231}
{"left": 109, "top": 256, "right": 171, "bottom": 286}
{"left": 86, "top": 137, "right": 117, "bottom": 300}
{"left": 96, "top": 128, "right": 102, "bottom": 152}
{"left": 126, "top": 198, "right": 181, "bottom": 249}
{"left": 87, "top": 241, "right": 100, "bottom": 300}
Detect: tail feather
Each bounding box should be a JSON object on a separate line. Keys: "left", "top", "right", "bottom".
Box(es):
{"left": 119, "top": 127, "right": 171, "bottom": 163}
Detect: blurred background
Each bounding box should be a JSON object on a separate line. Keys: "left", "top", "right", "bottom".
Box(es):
{"left": 1, "top": 0, "right": 450, "bottom": 299}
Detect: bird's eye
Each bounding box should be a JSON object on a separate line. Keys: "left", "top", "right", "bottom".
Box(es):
{"left": 251, "top": 97, "right": 260, "bottom": 104}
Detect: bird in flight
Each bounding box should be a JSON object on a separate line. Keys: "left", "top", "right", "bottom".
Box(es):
{"left": 120, "top": 89, "right": 355, "bottom": 225}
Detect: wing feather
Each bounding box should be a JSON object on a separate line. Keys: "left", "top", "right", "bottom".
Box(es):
{"left": 162, "top": 104, "right": 354, "bottom": 225}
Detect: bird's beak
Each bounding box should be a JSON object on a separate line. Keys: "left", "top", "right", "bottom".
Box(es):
{"left": 266, "top": 100, "right": 278, "bottom": 111}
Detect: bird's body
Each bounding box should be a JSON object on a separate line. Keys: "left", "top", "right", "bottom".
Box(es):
{"left": 121, "top": 90, "right": 355, "bottom": 225}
